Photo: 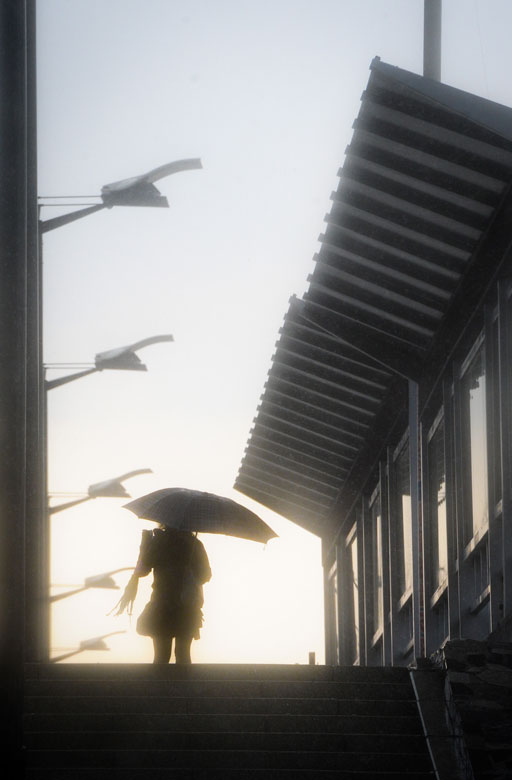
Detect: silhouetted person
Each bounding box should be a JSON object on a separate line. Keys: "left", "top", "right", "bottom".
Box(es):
{"left": 116, "top": 527, "right": 211, "bottom": 664}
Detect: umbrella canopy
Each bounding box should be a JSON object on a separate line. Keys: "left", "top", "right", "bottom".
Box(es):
{"left": 123, "top": 488, "right": 278, "bottom": 544}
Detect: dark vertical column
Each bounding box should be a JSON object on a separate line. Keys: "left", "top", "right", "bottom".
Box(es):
{"left": 25, "top": 1, "right": 46, "bottom": 663}
{"left": 356, "top": 501, "right": 366, "bottom": 666}
{"left": 338, "top": 522, "right": 358, "bottom": 666}
{"left": 423, "top": 0, "right": 442, "bottom": 81}
{"left": 498, "top": 281, "right": 512, "bottom": 620}
{"left": 421, "top": 416, "right": 436, "bottom": 657}
{"left": 362, "top": 495, "right": 372, "bottom": 665}
{"left": 335, "top": 540, "right": 344, "bottom": 665}
{"left": 386, "top": 446, "right": 399, "bottom": 665}
{"left": 485, "top": 302, "right": 502, "bottom": 631}
{"left": 452, "top": 361, "right": 475, "bottom": 636}
{"left": 443, "top": 377, "right": 460, "bottom": 638}
{"left": 379, "top": 461, "right": 392, "bottom": 665}
{"left": 322, "top": 538, "right": 334, "bottom": 665}
{"left": 0, "top": 0, "right": 33, "bottom": 769}
{"left": 409, "top": 380, "right": 423, "bottom": 658}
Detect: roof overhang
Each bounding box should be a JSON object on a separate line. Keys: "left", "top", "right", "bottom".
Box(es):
{"left": 235, "top": 58, "right": 512, "bottom": 537}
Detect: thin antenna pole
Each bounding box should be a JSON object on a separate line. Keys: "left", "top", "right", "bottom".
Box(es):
{"left": 424, "top": 0, "right": 442, "bottom": 81}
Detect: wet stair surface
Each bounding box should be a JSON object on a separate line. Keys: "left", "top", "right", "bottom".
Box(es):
{"left": 23, "top": 663, "right": 436, "bottom": 779}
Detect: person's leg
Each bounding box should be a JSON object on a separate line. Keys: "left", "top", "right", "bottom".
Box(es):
{"left": 175, "top": 635, "right": 192, "bottom": 664}
{"left": 152, "top": 635, "right": 173, "bottom": 664}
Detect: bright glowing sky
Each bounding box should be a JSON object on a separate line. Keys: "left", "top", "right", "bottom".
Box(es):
{"left": 38, "top": 0, "right": 511, "bottom": 664}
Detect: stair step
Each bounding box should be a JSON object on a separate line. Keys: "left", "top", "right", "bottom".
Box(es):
{"left": 24, "top": 730, "right": 429, "bottom": 753}
{"left": 24, "top": 678, "right": 414, "bottom": 699}
{"left": 23, "top": 664, "right": 435, "bottom": 778}
{"left": 25, "top": 748, "right": 434, "bottom": 771}
{"left": 24, "top": 712, "right": 423, "bottom": 734}
{"left": 25, "top": 769, "right": 436, "bottom": 780}
{"left": 25, "top": 695, "right": 418, "bottom": 721}
{"left": 24, "top": 694, "right": 417, "bottom": 716}
{"left": 24, "top": 663, "right": 412, "bottom": 682}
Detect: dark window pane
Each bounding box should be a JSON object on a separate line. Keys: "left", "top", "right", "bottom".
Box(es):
{"left": 394, "top": 445, "right": 412, "bottom": 595}
{"left": 461, "top": 346, "right": 488, "bottom": 541}
{"left": 327, "top": 564, "right": 339, "bottom": 664}
{"left": 349, "top": 533, "right": 360, "bottom": 664}
{"left": 371, "top": 492, "right": 383, "bottom": 634}
{"left": 492, "top": 318, "right": 502, "bottom": 505}
{"left": 428, "top": 417, "right": 447, "bottom": 590}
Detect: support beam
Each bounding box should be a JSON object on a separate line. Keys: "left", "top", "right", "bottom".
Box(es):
{"left": 424, "top": 0, "right": 442, "bottom": 81}
{"left": 409, "top": 380, "right": 424, "bottom": 659}
{"left": 498, "top": 281, "right": 512, "bottom": 620}
{"left": 0, "top": 0, "right": 36, "bottom": 768}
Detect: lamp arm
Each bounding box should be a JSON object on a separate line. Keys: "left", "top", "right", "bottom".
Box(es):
{"left": 45, "top": 367, "right": 99, "bottom": 390}
{"left": 48, "top": 496, "right": 92, "bottom": 514}
{"left": 49, "top": 586, "right": 87, "bottom": 603}
{"left": 50, "top": 649, "right": 82, "bottom": 663}
{"left": 39, "top": 203, "right": 106, "bottom": 234}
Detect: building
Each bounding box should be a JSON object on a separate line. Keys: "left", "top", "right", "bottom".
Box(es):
{"left": 236, "top": 57, "right": 512, "bottom": 666}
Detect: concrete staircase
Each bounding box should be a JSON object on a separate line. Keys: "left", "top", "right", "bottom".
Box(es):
{"left": 23, "top": 663, "right": 438, "bottom": 779}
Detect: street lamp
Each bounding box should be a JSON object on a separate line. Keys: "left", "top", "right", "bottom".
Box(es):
{"left": 45, "top": 334, "right": 174, "bottom": 390}
{"left": 49, "top": 469, "right": 153, "bottom": 514}
{"left": 39, "top": 158, "right": 202, "bottom": 233}
{"left": 49, "top": 568, "right": 134, "bottom": 602}
{"left": 50, "top": 631, "right": 126, "bottom": 663}
{"left": 27, "top": 159, "right": 201, "bottom": 664}
{"left": 39, "top": 336, "right": 172, "bottom": 662}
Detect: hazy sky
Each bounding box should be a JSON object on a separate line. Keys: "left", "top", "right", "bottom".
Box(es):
{"left": 37, "top": 0, "right": 511, "bottom": 664}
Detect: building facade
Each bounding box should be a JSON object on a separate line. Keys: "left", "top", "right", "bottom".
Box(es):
{"left": 236, "top": 58, "right": 512, "bottom": 666}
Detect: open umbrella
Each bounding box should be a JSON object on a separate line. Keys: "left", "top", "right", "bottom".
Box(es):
{"left": 123, "top": 487, "right": 277, "bottom": 543}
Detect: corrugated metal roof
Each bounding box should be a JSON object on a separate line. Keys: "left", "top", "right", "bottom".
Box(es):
{"left": 235, "top": 58, "right": 512, "bottom": 536}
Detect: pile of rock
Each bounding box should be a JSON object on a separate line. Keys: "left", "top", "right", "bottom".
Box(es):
{"left": 431, "top": 638, "right": 512, "bottom": 779}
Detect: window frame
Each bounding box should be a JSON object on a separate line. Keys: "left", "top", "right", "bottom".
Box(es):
{"left": 426, "top": 409, "right": 448, "bottom": 601}
{"left": 458, "top": 331, "right": 489, "bottom": 546}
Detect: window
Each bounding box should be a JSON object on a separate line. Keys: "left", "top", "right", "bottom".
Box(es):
{"left": 460, "top": 342, "right": 488, "bottom": 542}
{"left": 471, "top": 542, "right": 489, "bottom": 611}
{"left": 339, "top": 521, "right": 361, "bottom": 666}
{"left": 432, "top": 592, "right": 449, "bottom": 646}
{"left": 370, "top": 489, "right": 383, "bottom": 636}
{"left": 326, "top": 561, "right": 339, "bottom": 665}
{"left": 428, "top": 415, "right": 448, "bottom": 591}
{"left": 349, "top": 531, "right": 360, "bottom": 664}
{"left": 491, "top": 315, "right": 502, "bottom": 507}
{"left": 508, "top": 289, "right": 512, "bottom": 503}
{"left": 394, "top": 442, "right": 412, "bottom": 596}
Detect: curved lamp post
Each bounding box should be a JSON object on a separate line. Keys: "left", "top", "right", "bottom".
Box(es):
{"left": 40, "top": 158, "right": 202, "bottom": 233}
{"left": 50, "top": 631, "right": 126, "bottom": 663}
{"left": 50, "top": 568, "right": 134, "bottom": 603}
{"left": 45, "top": 334, "right": 174, "bottom": 390}
{"left": 40, "top": 336, "right": 171, "bottom": 662}
{"left": 49, "top": 469, "right": 152, "bottom": 514}
{"left": 27, "top": 161, "right": 200, "bottom": 664}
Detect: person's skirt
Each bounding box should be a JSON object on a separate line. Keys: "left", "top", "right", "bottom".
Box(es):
{"left": 136, "top": 597, "right": 203, "bottom": 640}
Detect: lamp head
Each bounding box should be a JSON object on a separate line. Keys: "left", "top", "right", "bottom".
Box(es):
{"left": 79, "top": 637, "right": 110, "bottom": 651}
{"left": 88, "top": 478, "right": 131, "bottom": 498}
{"left": 84, "top": 574, "right": 119, "bottom": 590}
{"left": 100, "top": 158, "right": 202, "bottom": 208}
{"left": 94, "top": 334, "right": 173, "bottom": 371}
{"left": 94, "top": 348, "right": 147, "bottom": 371}
{"left": 101, "top": 180, "right": 169, "bottom": 209}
